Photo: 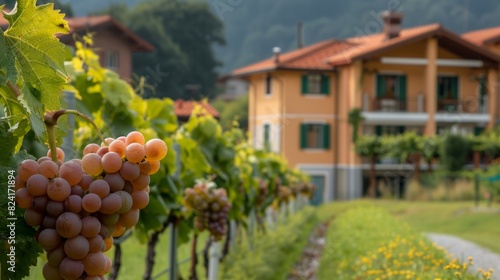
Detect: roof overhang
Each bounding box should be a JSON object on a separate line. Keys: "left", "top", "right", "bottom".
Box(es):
{"left": 329, "top": 27, "right": 500, "bottom": 67}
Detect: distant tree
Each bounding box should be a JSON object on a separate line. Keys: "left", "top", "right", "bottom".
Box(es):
{"left": 98, "top": 1, "right": 225, "bottom": 100}
{"left": 4, "top": 0, "right": 73, "bottom": 17}
{"left": 213, "top": 94, "right": 249, "bottom": 130}
{"left": 355, "top": 135, "right": 385, "bottom": 198}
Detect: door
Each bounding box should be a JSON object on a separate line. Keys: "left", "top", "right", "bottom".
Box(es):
{"left": 310, "top": 175, "right": 326, "bottom": 206}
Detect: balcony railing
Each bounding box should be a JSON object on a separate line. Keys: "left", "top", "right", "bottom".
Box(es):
{"left": 362, "top": 94, "right": 425, "bottom": 113}
{"left": 362, "top": 94, "right": 488, "bottom": 114}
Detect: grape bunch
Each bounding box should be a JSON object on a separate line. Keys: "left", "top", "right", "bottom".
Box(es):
{"left": 277, "top": 186, "right": 292, "bottom": 204}
{"left": 256, "top": 180, "right": 268, "bottom": 206}
{"left": 183, "top": 184, "right": 231, "bottom": 241}
{"left": 14, "top": 131, "right": 167, "bottom": 280}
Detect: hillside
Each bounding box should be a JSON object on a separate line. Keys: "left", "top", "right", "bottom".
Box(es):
{"left": 31, "top": 0, "right": 500, "bottom": 73}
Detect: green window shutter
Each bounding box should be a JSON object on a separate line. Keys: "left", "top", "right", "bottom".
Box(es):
{"left": 300, "top": 124, "right": 308, "bottom": 149}
{"left": 398, "top": 126, "right": 405, "bottom": 134}
{"left": 301, "top": 75, "right": 308, "bottom": 94}
{"left": 323, "top": 124, "right": 330, "bottom": 149}
{"left": 321, "top": 75, "right": 330, "bottom": 95}
{"left": 375, "top": 126, "right": 382, "bottom": 136}
{"left": 376, "top": 74, "right": 386, "bottom": 98}
{"left": 264, "top": 124, "right": 270, "bottom": 144}
{"left": 398, "top": 75, "right": 407, "bottom": 101}
{"left": 452, "top": 77, "right": 459, "bottom": 99}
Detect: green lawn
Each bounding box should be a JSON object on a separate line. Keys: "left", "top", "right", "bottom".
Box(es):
{"left": 320, "top": 200, "right": 500, "bottom": 253}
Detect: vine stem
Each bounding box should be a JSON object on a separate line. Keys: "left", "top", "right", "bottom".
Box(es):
{"left": 46, "top": 124, "right": 59, "bottom": 163}
{"left": 45, "top": 109, "right": 106, "bottom": 146}
{"left": 6, "top": 81, "right": 21, "bottom": 98}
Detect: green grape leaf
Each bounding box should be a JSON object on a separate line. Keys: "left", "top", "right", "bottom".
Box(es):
{"left": 0, "top": 28, "right": 17, "bottom": 85}
{"left": 3, "top": 0, "right": 69, "bottom": 111}
{"left": 101, "top": 71, "right": 133, "bottom": 107}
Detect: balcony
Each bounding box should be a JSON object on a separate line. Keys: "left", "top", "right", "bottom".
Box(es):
{"left": 361, "top": 93, "right": 490, "bottom": 125}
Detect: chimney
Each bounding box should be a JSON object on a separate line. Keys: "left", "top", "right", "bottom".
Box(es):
{"left": 381, "top": 10, "right": 404, "bottom": 40}
{"left": 273, "top": 47, "right": 281, "bottom": 64}
{"left": 297, "top": 22, "right": 304, "bottom": 49}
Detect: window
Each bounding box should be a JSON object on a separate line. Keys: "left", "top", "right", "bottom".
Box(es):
{"left": 265, "top": 74, "right": 272, "bottom": 95}
{"left": 105, "top": 51, "right": 119, "bottom": 70}
{"left": 376, "top": 74, "right": 407, "bottom": 111}
{"left": 437, "top": 76, "right": 459, "bottom": 112}
{"left": 437, "top": 76, "right": 458, "bottom": 100}
{"left": 263, "top": 124, "right": 270, "bottom": 149}
{"left": 300, "top": 123, "right": 330, "bottom": 149}
{"left": 301, "top": 74, "right": 329, "bottom": 95}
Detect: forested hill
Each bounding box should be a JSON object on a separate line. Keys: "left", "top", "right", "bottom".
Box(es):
{"left": 29, "top": 0, "right": 500, "bottom": 73}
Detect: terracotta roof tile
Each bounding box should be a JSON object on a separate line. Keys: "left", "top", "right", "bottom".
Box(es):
{"left": 327, "top": 24, "right": 441, "bottom": 65}
{"left": 174, "top": 100, "right": 220, "bottom": 118}
{"left": 462, "top": 27, "right": 500, "bottom": 46}
{"left": 231, "top": 39, "right": 352, "bottom": 76}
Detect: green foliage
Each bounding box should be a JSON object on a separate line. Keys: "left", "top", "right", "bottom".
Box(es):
{"left": 439, "top": 133, "right": 470, "bottom": 174}
{"left": 348, "top": 108, "right": 364, "bottom": 143}
{"left": 3, "top": 0, "right": 73, "bottom": 16}
{"left": 213, "top": 94, "right": 249, "bottom": 129}
{"left": 354, "top": 135, "right": 385, "bottom": 158}
{"left": 221, "top": 207, "right": 317, "bottom": 280}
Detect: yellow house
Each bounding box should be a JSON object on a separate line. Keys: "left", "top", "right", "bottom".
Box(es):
{"left": 228, "top": 11, "right": 500, "bottom": 202}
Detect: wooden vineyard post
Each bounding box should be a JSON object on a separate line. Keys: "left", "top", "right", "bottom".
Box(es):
{"left": 208, "top": 241, "right": 221, "bottom": 280}
{"left": 229, "top": 220, "right": 237, "bottom": 252}
{"left": 168, "top": 221, "right": 178, "bottom": 280}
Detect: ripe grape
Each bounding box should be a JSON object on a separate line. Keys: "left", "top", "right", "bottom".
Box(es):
{"left": 39, "top": 160, "right": 59, "bottom": 179}
{"left": 119, "top": 161, "right": 140, "bottom": 181}
{"left": 71, "top": 185, "right": 84, "bottom": 197}
{"left": 98, "top": 213, "right": 119, "bottom": 226}
{"left": 38, "top": 229, "right": 62, "bottom": 251}
{"left": 47, "top": 178, "right": 71, "bottom": 202}
{"left": 80, "top": 216, "right": 101, "bottom": 238}
{"left": 47, "top": 148, "right": 65, "bottom": 162}
{"left": 18, "top": 159, "right": 39, "bottom": 182}
{"left": 43, "top": 216, "right": 57, "bottom": 229}
{"left": 24, "top": 208, "right": 44, "bottom": 226}
{"left": 64, "top": 235, "right": 89, "bottom": 260}
{"left": 101, "top": 152, "right": 123, "bottom": 173}
{"left": 89, "top": 179, "right": 110, "bottom": 199}
{"left": 100, "top": 193, "right": 122, "bottom": 214}
{"left": 103, "top": 236, "right": 113, "bottom": 252}
{"left": 14, "top": 175, "right": 25, "bottom": 190}
{"left": 131, "top": 174, "right": 150, "bottom": 190}
{"left": 125, "top": 143, "right": 146, "bottom": 163}
{"left": 138, "top": 161, "right": 152, "bottom": 175}
{"left": 79, "top": 174, "right": 94, "bottom": 191}
{"left": 56, "top": 212, "right": 82, "bottom": 238}
{"left": 42, "top": 262, "right": 61, "bottom": 280}
{"left": 103, "top": 172, "right": 125, "bottom": 192}
{"left": 88, "top": 235, "right": 105, "bottom": 253}
{"left": 59, "top": 257, "right": 84, "bottom": 279}
{"left": 82, "top": 193, "right": 102, "bottom": 213}
{"left": 149, "top": 160, "right": 161, "bottom": 175}
{"left": 145, "top": 138, "right": 168, "bottom": 161}
{"left": 37, "top": 156, "right": 52, "bottom": 164}
{"left": 59, "top": 161, "right": 84, "bottom": 186}
{"left": 83, "top": 143, "right": 100, "bottom": 155}
{"left": 112, "top": 224, "right": 126, "bottom": 237}
{"left": 82, "top": 153, "right": 103, "bottom": 177}
{"left": 26, "top": 174, "right": 49, "bottom": 196}
{"left": 46, "top": 201, "right": 65, "bottom": 217}
{"left": 109, "top": 140, "right": 126, "bottom": 158}
{"left": 32, "top": 195, "right": 49, "bottom": 212}
{"left": 47, "top": 245, "right": 66, "bottom": 267}
{"left": 64, "top": 195, "right": 83, "bottom": 213}
{"left": 83, "top": 252, "right": 107, "bottom": 276}
{"left": 116, "top": 191, "right": 133, "bottom": 213}
{"left": 96, "top": 146, "right": 109, "bottom": 157}
{"left": 126, "top": 131, "right": 145, "bottom": 145}
{"left": 99, "top": 225, "right": 113, "bottom": 240}
{"left": 102, "top": 137, "right": 115, "bottom": 146}
{"left": 118, "top": 209, "right": 139, "bottom": 228}
{"left": 15, "top": 188, "right": 32, "bottom": 209}
{"left": 131, "top": 190, "right": 149, "bottom": 209}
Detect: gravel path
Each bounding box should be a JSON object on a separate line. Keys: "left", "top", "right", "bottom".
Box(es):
{"left": 427, "top": 233, "right": 500, "bottom": 279}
